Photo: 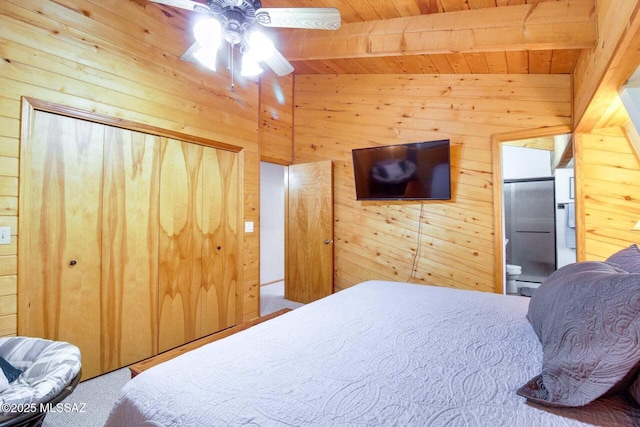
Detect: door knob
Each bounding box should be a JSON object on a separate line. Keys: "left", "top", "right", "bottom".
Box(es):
{"left": 69, "top": 260, "right": 77, "bottom": 266}
{"left": 324, "top": 239, "right": 333, "bottom": 245}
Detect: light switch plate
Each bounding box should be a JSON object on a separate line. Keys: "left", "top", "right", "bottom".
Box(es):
{"left": 0, "top": 227, "right": 10, "bottom": 245}
{"left": 244, "top": 221, "right": 254, "bottom": 233}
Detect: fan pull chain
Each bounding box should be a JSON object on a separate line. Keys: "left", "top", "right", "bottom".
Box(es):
{"left": 228, "top": 44, "right": 235, "bottom": 90}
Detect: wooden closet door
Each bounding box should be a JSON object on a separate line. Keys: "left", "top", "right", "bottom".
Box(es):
{"left": 198, "top": 147, "right": 239, "bottom": 337}
{"left": 158, "top": 138, "right": 203, "bottom": 352}
{"left": 20, "top": 111, "right": 104, "bottom": 379}
{"left": 101, "top": 128, "right": 160, "bottom": 371}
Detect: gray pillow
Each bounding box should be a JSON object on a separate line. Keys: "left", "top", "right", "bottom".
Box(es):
{"left": 606, "top": 244, "right": 640, "bottom": 273}
{"left": 518, "top": 261, "right": 640, "bottom": 407}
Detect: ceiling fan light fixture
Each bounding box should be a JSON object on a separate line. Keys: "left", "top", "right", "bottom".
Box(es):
{"left": 241, "top": 51, "right": 263, "bottom": 77}
{"left": 193, "top": 45, "right": 218, "bottom": 71}
{"left": 194, "top": 18, "right": 222, "bottom": 49}
{"left": 222, "top": 9, "right": 247, "bottom": 45}
{"left": 248, "top": 31, "right": 273, "bottom": 61}
{"left": 150, "top": 0, "right": 341, "bottom": 79}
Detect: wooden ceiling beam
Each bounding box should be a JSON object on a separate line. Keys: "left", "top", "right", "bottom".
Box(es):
{"left": 279, "top": 0, "right": 596, "bottom": 61}
{"left": 573, "top": 0, "right": 640, "bottom": 133}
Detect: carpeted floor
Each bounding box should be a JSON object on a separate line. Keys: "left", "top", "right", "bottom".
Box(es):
{"left": 260, "top": 281, "right": 304, "bottom": 316}
{"left": 41, "top": 281, "right": 302, "bottom": 426}
{"left": 42, "top": 367, "right": 129, "bottom": 427}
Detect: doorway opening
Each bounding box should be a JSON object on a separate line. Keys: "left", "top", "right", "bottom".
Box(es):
{"left": 499, "top": 136, "right": 576, "bottom": 296}
{"left": 259, "top": 161, "right": 303, "bottom": 315}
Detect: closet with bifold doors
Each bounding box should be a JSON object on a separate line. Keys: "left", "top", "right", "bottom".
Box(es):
{"left": 18, "top": 102, "right": 241, "bottom": 379}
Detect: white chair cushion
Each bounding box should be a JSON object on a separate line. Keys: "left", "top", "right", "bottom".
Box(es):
{"left": 0, "top": 337, "right": 81, "bottom": 419}
{"left": 0, "top": 372, "right": 8, "bottom": 395}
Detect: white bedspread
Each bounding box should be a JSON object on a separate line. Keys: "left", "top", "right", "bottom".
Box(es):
{"left": 105, "top": 281, "right": 640, "bottom": 426}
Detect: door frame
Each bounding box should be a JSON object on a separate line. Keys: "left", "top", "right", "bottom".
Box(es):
{"left": 18, "top": 97, "right": 245, "bottom": 332}
{"left": 491, "top": 125, "right": 573, "bottom": 294}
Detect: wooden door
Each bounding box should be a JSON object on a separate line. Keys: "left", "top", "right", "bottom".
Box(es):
{"left": 198, "top": 147, "right": 239, "bottom": 337}
{"left": 101, "top": 128, "right": 160, "bottom": 371}
{"left": 285, "top": 161, "right": 334, "bottom": 303}
{"left": 20, "top": 111, "right": 104, "bottom": 379}
{"left": 159, "top": 141, "right": 239, "bottom": 349}
{"left": 158, "top": 138, "right": 203, "bottom": 352}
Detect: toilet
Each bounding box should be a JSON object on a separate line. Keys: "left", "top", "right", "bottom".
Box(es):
{"left": 506, "top": 264, "right": 522, "bottom": 294}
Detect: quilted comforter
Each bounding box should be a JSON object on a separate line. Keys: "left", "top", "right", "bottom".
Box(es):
{"left": 105, "top": 281, "right": 639, "bottom": 426}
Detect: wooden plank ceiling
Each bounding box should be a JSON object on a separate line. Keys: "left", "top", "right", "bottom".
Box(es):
{"left": 145, "top": 0, "right": 595, "bottom": 75}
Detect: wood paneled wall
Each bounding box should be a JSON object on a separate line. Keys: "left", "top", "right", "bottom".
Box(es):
{"left": 259, "top": 74, "right": 294, "bottom": 165}
{"left": 0, "top": 0, "right": 262, "bottom": 336}
{"left": 293, "top": 74, "right": 572, "bottom": 293}
{"left": 576, "top": 129, "right": 640, "bottom": 260}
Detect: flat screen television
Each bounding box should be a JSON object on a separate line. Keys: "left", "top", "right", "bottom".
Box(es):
{"left": 352, "top": 139, "right": 451, "bottom": 201}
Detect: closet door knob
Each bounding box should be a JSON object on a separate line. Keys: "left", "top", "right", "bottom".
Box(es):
{"left": 69, "top": 260, "right": 77, "bottom": 266}
{"left": 324, "top": 239, "right": 333, "bottom": 245}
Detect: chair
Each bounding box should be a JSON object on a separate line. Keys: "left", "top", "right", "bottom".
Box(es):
{"left": 0, "top": 337, "right": 81, "bottom": 427}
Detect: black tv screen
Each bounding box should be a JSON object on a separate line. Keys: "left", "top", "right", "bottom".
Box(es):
{"left": 352, "top": 140, "right": 451, "bottom": 201}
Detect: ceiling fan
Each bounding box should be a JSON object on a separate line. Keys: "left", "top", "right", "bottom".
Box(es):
{"left": 149, "top": 0, "right": 341, "bottom": 78}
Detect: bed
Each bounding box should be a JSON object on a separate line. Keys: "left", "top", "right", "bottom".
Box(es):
{"left": 106, "top": 267, "right": 640, "bottom": 426}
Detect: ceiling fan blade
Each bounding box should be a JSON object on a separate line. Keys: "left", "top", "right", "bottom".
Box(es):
{"left": 180, "top": 42, "right": 201, "bottom": 63}
{"left": 255, "top": 8, "right": 341, "bottom": 30}
{"left": 148, "top": 0, "right": 210, "bottom": 13}
{"left": 263, "top": 47, "right": 294, "bottom": 76}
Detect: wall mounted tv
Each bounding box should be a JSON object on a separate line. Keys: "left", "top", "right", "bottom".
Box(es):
{"left": 352, "top": 139, "right": 451, "bottom": 201}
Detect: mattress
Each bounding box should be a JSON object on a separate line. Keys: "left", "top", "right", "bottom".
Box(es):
{"left": 105, "top": 281, "right": 640, "bottom": 426}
